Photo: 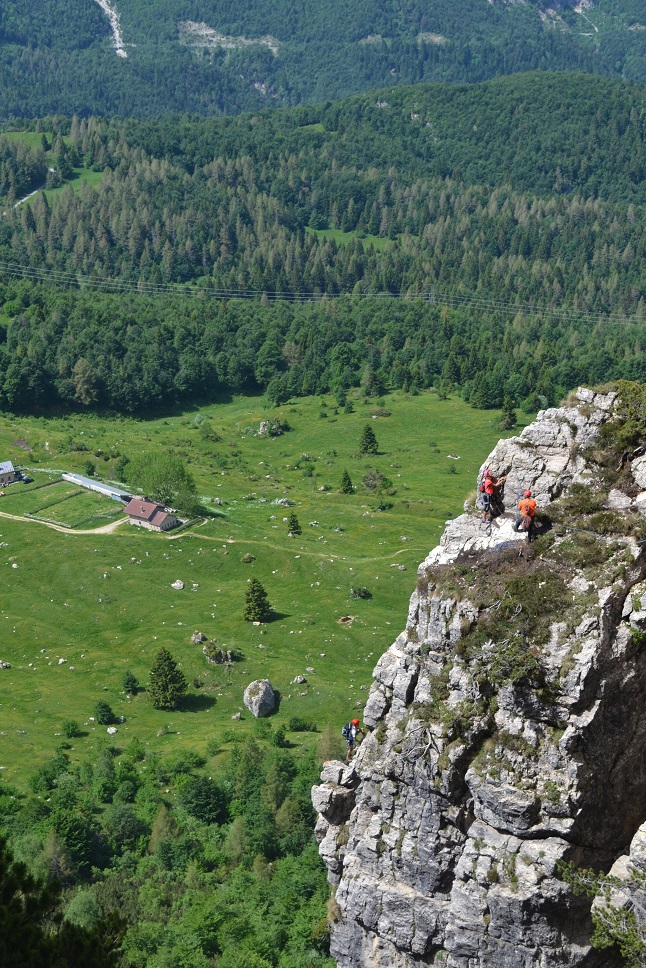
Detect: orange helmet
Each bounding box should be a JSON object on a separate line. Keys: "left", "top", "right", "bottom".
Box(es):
{"left": 523, "top": 489, "right": 532, "bottom": 497}
{"left": 351, "top": 718, "right": 360, "bottom": 726}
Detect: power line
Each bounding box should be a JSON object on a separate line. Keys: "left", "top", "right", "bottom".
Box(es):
{"left": 0, "top": 258, "right": 643, "bottom": 327}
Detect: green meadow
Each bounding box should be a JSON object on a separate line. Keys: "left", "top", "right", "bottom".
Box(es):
{"left": 0, "top": 390, "right": 530, "bottom": 788}
{"left": 305, "top": 227, "right": 389, "bottom": 250}
{"left": 2, "top": 129, "right": 104, "bottom": 202}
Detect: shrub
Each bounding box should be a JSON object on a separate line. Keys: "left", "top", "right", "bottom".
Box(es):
{"left": 362, "top": 468, "right": 392, "bottom": 492}
{"left": 350, "top": 585, "right": 371, "bottom": 599}
{"left": 288, "top": 717, "right": 318, "bottom": 732}
{"left": 272, "top": 724, "right": 288, "bottom": 747}
{"left": 179, "top": 775, "right": 228, "bottom": 824}
{"left": 62, "top": 719, "right": 81, "bottom": 738}
{"left": 122, "top": 671, "right": 139, "bottom": 694}
{"left": 93, "top": 701, "right": 115, "bottom": 725}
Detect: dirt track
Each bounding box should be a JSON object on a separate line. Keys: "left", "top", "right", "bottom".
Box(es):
{"left": 0, "top": 509, "right": 128, "bottom": 534}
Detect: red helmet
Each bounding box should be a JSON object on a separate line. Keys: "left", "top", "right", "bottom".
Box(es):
{"left": 523, "top": 489, "right": 532, "bottom": 497}
{"left": 351, "top": 718, "right": 360, "bottom": 726}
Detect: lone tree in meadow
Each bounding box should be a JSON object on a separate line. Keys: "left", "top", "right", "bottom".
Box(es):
{"left": 125, "top": 453, "right": 198, "bottom": 516}
{"left": 340, "top": 469, "right": 354, "bottom": 494}
{"left": 500, "top": 395, "right": 517, "bottom": 430}
{"left": 358, "top": 423, "right": 379, "bottom": 455}
{"left": 148, "top": 648, "right": 187, "bottom": 710}
{"left": 244, "top": 578, "right": 272, "bottom": 623}
{"left": 287, "top": 511, "right": 301, "bottom": 535}
{"left": 94, "top": 700, "right": 115, "bottom": 725}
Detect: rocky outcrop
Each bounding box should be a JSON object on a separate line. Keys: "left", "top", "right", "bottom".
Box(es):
{"left": 314, "top": 388, "right": 646, "bottom": 967}
{"left": 243, "top": 678, "right": 277, "bottom": 717}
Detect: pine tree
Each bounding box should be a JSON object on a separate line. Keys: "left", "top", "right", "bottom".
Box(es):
{"left": 148, "top": 648, "right": 187, "bottom": 710}
{"left": 500, "top": 395, "right": 517, "bottom": 430}
{"left": 340, "top": 469, "right": 354, "bottom": 493}
{"left": 287, "top": 511, "right": 301, "bottom": 535}
{"left": 358, "top": 423, "right": 379, "bottom": 455}
{"left": 244, "top": 578, "right": 271, "bottom": 623}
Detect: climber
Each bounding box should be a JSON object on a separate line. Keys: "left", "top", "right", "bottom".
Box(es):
{"left": 513, "top": 489, "right": 537, "bottom": 540}
{"left": 342, "top": 718, "right": 366, "bottom": 762}
{"left": 479, "top": 468, "right": 507, "bottom": 522}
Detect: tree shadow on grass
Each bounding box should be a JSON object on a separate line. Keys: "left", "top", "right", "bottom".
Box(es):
{"left": 179, "top": 694, "right": 217, "bottom": 713}
{"left": 267, "top": 610, "right": 290, "bottom": 623}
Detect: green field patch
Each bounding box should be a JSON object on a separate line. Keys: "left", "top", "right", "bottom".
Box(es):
{"left": 306, "top": 226, "right": 390, "bottom": 250}
{"left": 43, "top": 165, "right": 104, "bottom": 201}
{"left": 43, "top": 490, "right": 124, "bottom": 528}
{"left": 1, "top": 130, "right": 55, "bottom": 148}
{"left": 0, "top": 390, "right": 531, "bottom": 788}
{"left": 298, "top": 122, "right": 326, "bottom": 133}
{"left": 0, "top": 479, "right": 78, "bottom": 516}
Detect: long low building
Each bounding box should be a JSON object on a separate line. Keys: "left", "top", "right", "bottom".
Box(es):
{"left": 61, "top": 473, "right": 132, "bottom": 502}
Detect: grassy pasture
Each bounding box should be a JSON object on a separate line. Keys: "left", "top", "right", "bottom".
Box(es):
{"left": 306, "top": 226, "right": 389, "bottom": 250}
{"left": 0, "top": 389, "right": 530, "bottom": 788}
{"left": 0, "top": 480, "right": 80, "bottom": 516}
{"left": 1, "top": 130, "right": 104, "bottom": 203}
{"left": 1, "top": 131, "right": 52, "bottom": 148}
{"left": 42, "top": 166, "right": 105, "bottom": 202}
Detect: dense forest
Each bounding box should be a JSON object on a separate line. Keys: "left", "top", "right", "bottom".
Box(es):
{"left": 0, "top": 283, "right": 644, "bottom": 416}
{"left": 0, "top": 73, "right": 644, "bottom": 416}
{"left": 0, "top": 724, "right": 334, "bottom": 967}
{"left": 0, "top": 0, "right": 644, "bottom": 117}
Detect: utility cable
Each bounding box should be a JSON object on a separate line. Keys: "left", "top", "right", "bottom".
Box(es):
{"left": 0, "top": 257, "right": 643, "bottom": 326}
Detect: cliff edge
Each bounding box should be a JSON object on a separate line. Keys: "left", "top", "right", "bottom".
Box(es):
{"left": 313, "top": 386, "right": 646, "bottom": 967}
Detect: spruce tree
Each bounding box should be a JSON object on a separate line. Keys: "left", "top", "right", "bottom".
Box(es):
{"left": 148, "top": 648, "right": 187, "bottom": 710}
{"left": 287, "top": 511, "right": 301, "bottom": 535}
{"left": 500, "top": 395, "right": 517, "bottom": 430}
{"left": 340, "top": 469, "right": 354, "bottom": 493}
{"left": 244, "top": 578, "right": 271, "bottom": 623}
{"left": 358, "top": 423, "right": 378, "bottom": 455}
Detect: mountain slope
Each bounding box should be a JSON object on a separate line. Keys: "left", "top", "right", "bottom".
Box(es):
{"left": 0, "top": 0, "right": 644, "bottom": 117}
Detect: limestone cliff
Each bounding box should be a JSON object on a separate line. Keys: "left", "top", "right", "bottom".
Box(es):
{"left": 313, "top": 387, "right": 646, "bottom": 967}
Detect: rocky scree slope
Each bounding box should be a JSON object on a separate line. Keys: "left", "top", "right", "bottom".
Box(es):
{"left": 313, "top": 386, "right": 646, "bottom": 967}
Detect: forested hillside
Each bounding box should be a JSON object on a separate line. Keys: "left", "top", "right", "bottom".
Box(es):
{"left": 0, "top": 0, "right": 644, "bottom": 117}
{"left": 0, "top": 72, "right": 644, "bottom": 416}
{"left": 0, "top": 726, "right": 334, "bottom": 967}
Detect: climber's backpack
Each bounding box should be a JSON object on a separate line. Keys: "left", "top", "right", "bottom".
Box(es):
{"left": 341, "top": 722, "right": 353, "bottom": 741}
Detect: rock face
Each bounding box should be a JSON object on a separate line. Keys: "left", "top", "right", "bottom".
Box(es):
{"left": 313, "top": 388, "right": 646, "bottom": 967}
{"left": 243, "top": 678, "right": 276, "bottom": 717}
